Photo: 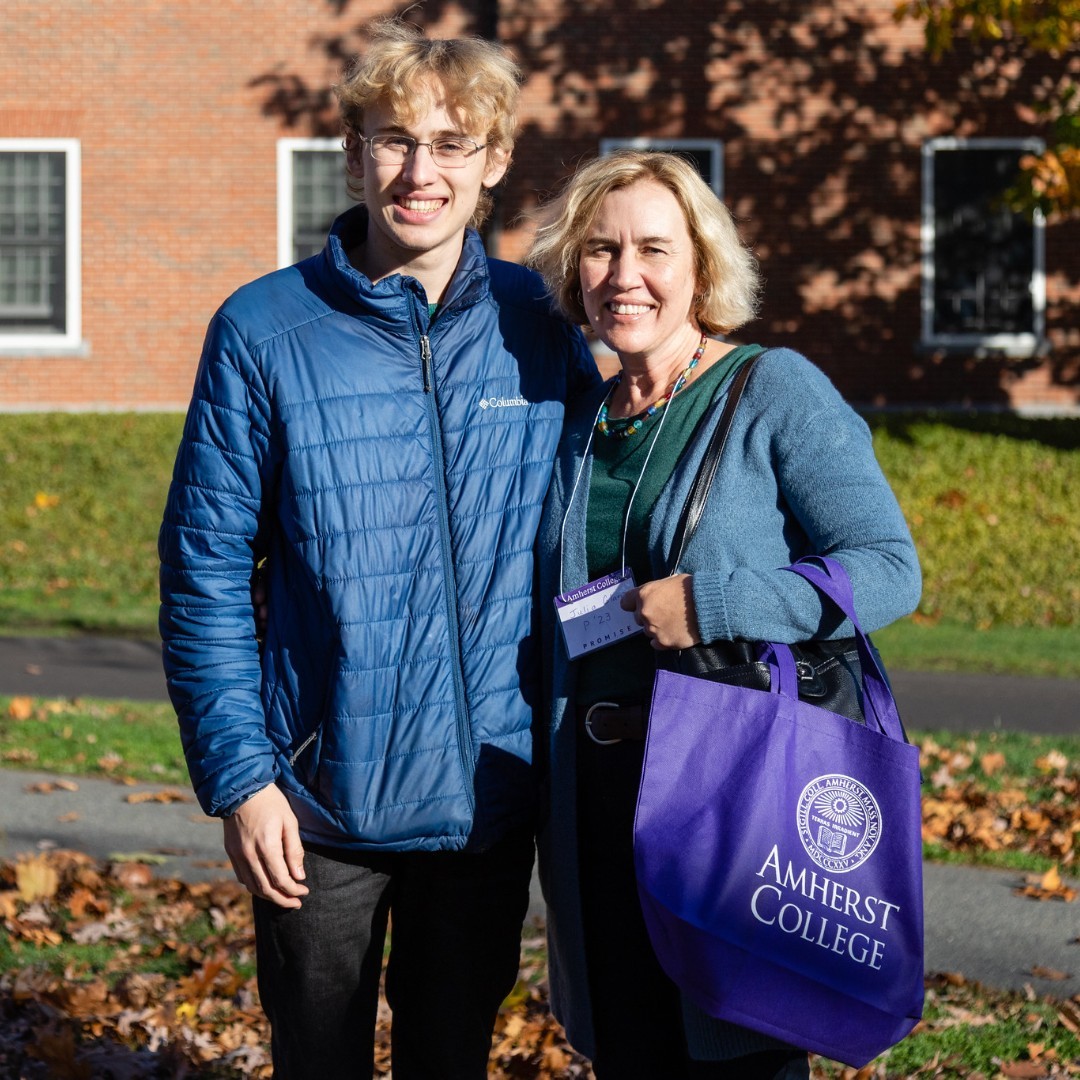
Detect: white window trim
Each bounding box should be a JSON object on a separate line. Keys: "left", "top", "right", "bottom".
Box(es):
{"left": 921, "top": 136, "right": 1045, "bottom": 357}
{"left": 277, "top": 137, "right": 344, "bottom": 269}
{"left": 0, "top": 137, "right": 82, "bottom": 353}
{"left": 600, "top": 138, "right": 724, "bottom": 198}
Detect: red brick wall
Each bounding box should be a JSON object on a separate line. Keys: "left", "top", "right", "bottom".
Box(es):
{"left": 2, "top": 0, "right": 1077, "bottom": 412}
{"left": 501, "top": 0, "right": 1080, "bottom": 412}
{"left": 0, "top": 0, "right": 452, "bottom": 410}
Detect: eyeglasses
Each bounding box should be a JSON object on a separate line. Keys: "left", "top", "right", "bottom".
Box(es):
{"left": 360, "top": 134, "right": 487, "bottom": 168}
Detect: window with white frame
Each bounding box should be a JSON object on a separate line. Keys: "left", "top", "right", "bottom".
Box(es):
{"left": 600, "top": 138, "right": 724, "bottom": 197}
{"left": 922, "top": 138, "right": 1045, "bottom": 355}
{"left": 0, "top": 139, "right": 81, "bottom": 350}
{"left": 277, "top": 139, "right": 354, "bottom": 267}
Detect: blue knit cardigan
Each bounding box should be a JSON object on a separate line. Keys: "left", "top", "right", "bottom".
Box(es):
{"left": 535, "top": 346, "right": 921, "bottom": 1061}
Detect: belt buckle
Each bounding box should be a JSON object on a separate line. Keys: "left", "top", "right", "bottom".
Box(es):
{"left": 585, "top": 701, "right": 623, "bottom": 746}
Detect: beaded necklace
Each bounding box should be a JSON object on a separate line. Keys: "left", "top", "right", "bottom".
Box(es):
{"left": 596, "top": 333, "right": 708, "bottom": 439}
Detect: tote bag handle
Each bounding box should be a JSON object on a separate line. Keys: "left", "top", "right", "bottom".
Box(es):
{"left": 767, "top": 556, "right": 906, "bottom": 743}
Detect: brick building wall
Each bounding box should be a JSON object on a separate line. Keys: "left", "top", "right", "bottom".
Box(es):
{"left": 0, "top": 0, "right": 427, "bottom": 410}
{"left": 2, "top": 0, "right": 1077, "bottom": 412}
{"left": 498, "top": 0, "right": 1080, "bottom": 411}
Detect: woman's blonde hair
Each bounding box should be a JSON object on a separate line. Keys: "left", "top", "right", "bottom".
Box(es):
{"left": 527, "top": 150, "right": 761, "bottom": 335}
{"left": 335, "top": 19, "right": 522, "bottom": 228}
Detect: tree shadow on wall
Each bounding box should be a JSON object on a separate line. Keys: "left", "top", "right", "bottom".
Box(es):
{"left": 249, "top": 0, "right": 1079, "bottom": 410}
{"left": 248, "top": 0, "right": 467, "bottom": 134}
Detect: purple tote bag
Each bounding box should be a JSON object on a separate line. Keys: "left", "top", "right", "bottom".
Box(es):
{"left": 633, "top": 558, "right": 924, "bottom": 1068}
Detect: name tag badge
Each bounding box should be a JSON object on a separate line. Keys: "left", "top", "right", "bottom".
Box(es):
{"left": 554, "top": 568, "right": 644, "bottom": 659}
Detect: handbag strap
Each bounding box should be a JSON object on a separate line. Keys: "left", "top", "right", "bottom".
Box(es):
{"left": 668, "top": 350, "right": 762, "bottom": 575}
{"left": 780, "top": 557, "right": 906, "bottom": 742}
{"left": 664, "top": 355, "right": 905, "bottom": 744}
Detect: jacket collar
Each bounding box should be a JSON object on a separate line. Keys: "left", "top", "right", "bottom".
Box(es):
{"left": 317, "top": 205, "right": 491, "bottom": 322}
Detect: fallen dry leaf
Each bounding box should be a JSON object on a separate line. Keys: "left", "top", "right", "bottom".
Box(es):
{"left": 1057, "top": 1000, "right": 1080, "bottom": 1034}
{"left": 64, "top": 886, "right": 109, "bottom": 919}
{"left": 938, "top": 971, "right": 968, "bottom": 987}
{"left": 3, "top": 747, "right": 38, "bottom": 763}
{"left": 15, "top": 853, "right": 60, "bottom": 902}
{"left": 109, "top": 852, "right": 169, "bottom": 865}
{"left": 1030, "top": 965, "right": 1070, "bottom": 981}
{"left": 1017, "top": 865, "right": 1079, "bottom": 903}
{"left": 108, "top": 861, "right": 155, "bottom": 889}
{"left": 7, "top": 696, "right": 34, "bottom": 720}
{"left": 26, "top": 779, "right": 80, "bottom": 794}
{"left": 124, "top": 789, "right": 192, "bottom": 805}
{"left": 1036, "top": 749, "right": 1069, "bottom": 774}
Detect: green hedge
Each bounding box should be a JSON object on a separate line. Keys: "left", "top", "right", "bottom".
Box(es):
{"left": 0, "top": 412, "right": 1077, "bottom": 635}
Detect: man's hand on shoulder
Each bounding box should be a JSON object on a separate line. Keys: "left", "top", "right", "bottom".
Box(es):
{"left": 223, "top": 784, "right": 309, "bottom": 909}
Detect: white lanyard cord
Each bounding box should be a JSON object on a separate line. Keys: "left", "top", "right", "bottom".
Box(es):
{"left": 618, "top": 396, "right": 673, "bottom": 575}
{"left": 558, "top": 382, "right": 674, "bottom": 593}
{"left": 558, "top": 392, "right": 606, "bottom": 596}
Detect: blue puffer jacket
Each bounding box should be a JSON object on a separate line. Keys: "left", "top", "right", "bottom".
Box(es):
{"left": 159, "top": 205, "right": 598, "bottom": 853}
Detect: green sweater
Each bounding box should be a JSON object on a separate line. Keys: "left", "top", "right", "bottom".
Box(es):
{"left": 578, "top": 345, "right": 758, "bottom": 705}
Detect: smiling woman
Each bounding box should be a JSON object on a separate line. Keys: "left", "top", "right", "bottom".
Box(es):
{"left": 578, "top": 181, "right": 700, "bottom": 373}
{"left": 526, "top": 150, "right": 921, "bottom": 1079}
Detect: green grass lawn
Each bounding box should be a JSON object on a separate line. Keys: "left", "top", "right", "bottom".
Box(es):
{"left": 868, "top": 413, "right": 1080, "bottom": 633}
{"left": 0, "top": 413, "right": 181, "bottom": 635}
{"left": 0, "top": 695, "right": 187, "bottom": 785}
{"left": 1, "top": 411, "right": 1078, "bottom": 678}
{"left": 874, "top": 618, "right": 1080, "bottom": 679}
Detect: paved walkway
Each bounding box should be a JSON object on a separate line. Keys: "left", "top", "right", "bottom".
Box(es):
{"left": 1, "top": 634, "right": 1079, "bottom": 999}
{"left": 2, "top": 633, "right": 1078, "bottom": 733}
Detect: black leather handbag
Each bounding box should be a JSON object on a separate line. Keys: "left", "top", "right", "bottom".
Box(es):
{"left": 661, "top": 351, "right": 876, "bottom": 725}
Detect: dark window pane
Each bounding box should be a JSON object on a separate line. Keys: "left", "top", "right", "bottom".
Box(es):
{"left": 292, "top": 150, "right": 352, "bottom": 263}
{"left": 601, "top": 141, "right": 721, "bottom": 196}
{"left": 0, "top": 150, "right": 67, "bottom": 333}
{"left": 933, "top": 147, "right": 1035, "bottom": 337}
{"left": 667, "top": 147, "right": 716, "bottom": 191}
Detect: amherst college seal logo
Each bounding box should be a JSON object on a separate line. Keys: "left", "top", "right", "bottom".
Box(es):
{"left": 797, "top": 774, "right": 882, "bottom": 873}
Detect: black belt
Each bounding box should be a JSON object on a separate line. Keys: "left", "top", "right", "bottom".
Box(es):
{"left": 578, "top": 701, "right": 648, "bottom": 744}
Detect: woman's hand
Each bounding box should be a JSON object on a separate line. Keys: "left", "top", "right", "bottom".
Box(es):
{"left": 620, "top": 573, "right": 702, "bottom": 650}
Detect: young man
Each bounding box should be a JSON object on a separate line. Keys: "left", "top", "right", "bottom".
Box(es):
{"left": 158, "top": 20, "right": 597, "bottom": 1079}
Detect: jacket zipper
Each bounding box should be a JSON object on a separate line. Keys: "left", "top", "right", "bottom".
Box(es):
{"left": 287, "top": 647, "right": 337, "bottom": 769}
{"left": 420, "top": 331, "right": 476, "bottom": 813}
{"left": 288, "top": 728, "right": 318, "bottom": 767}
{"left": 421, "top": 334, "right": 432, "bottom": 392}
